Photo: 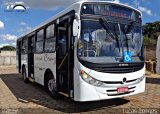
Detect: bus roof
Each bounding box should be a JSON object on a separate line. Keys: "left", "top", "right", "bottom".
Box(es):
{"left": 17, "top": 1, "right": 141, "bottom": 40}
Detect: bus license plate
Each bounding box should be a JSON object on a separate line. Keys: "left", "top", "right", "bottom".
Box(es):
{"left": 117, "top": 87, "right": 128, "bottom": 93}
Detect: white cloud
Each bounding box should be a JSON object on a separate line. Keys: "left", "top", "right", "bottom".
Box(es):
{"left": 114, "top": 0, "right": 120, "bottom": 3}
{"left": 138, "top": 6, "right": 152, "bottom": 16}
{"left": 0, "top": 43, "right": 10, "bottom": 48}
{"left": 0, "top": 34, "right": 17, "bottom": 41}
{"left": 17, "top": 22, "right": 32, "bottom": 33}
{"left": 20, "top": 22, "right": 27, "bottom": 26}
{"left": 0, "top": 21, "right": 4, "bottom": 29}
{"left": 132, "top": 0, "right": 155, "bottom": 16}
{"left": 17, "top": 26, "right": 32, "bottom": 33}
{"left": 25, "top": 26, "right": 32, "bottom": 30}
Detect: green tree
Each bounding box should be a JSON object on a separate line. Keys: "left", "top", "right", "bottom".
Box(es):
{"left": 143, "top": 21, "right": 160, "bottom": 45}
{"left": 0, "top": 45, "right": 16, "bottom": 51}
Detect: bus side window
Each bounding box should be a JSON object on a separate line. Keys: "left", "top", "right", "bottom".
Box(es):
{"left": 58, "top": 29, "right": 67, "bottom": 57}
{"left": 36, "top": 29, "right": 44, "bottom": 53}
{"left": 22, "top": 38, "right": 28, "bottom": 54}
{"left": 45, "top": 24, "right": 56, "bottom": 52}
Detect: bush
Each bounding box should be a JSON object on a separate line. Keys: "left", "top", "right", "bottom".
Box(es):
{"left": 143, "top": 36, "right": 157, "bottom": 45}
{"left": 0, "top": 45, "right": 16, "bottom": 51}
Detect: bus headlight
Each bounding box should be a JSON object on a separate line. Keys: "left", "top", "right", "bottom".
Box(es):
{"left": 80, "top": 70, "right": 103, "bottom": 87}
{"left": 137, "top": 75, "right": 145, "bottom": 82}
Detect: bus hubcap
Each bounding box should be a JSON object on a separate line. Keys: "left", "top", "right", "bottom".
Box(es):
{"left": 48, "top": 79, "right": 56, "bottom": 92}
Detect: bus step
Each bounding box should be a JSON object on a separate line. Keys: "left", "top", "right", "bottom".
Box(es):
{"left": 59, "top": 92, "right": 69, "bottom": 97}
{"left": 29, "top": 77, "right": 35, "bottom": 82}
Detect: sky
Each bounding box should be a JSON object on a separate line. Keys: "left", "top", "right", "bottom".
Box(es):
{"left": 0, "top": 0, "right": 159, "bottom": 47}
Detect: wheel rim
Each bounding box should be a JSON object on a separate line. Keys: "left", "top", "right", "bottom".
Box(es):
{"left": 48, "top": 79, "right": 56, "bottom": 92}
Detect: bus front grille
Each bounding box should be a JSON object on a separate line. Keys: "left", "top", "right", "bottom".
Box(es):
{"left": 93, "top": 64, "right": 144, "bottom": 73}
{"left": 104, "top": 79, "right": 137, "bottom": 85}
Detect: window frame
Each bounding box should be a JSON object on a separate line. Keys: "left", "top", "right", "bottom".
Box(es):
{"left": 44, "top": 23, "right": 56, "bottom": 53}
{"left": 37, "top": 29, "right": 44, "bottom": 42}
{"left": 46, "top": 24, "right": 55, "bottom": 39}
{"left": 22, "top": 37, "right": 28, "bottom": 54}
{"left": 36, "top": 29, "right": 44, "bottom": 53}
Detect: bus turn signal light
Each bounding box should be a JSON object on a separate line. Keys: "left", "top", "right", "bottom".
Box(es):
{"left": 81, "top": 70, "right": 85, "bottom": 75}
{"left": 80, "top": 70, "right": 89, "bottom": 79}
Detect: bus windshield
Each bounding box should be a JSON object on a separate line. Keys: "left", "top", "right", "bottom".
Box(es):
{"left": 77, "top": 20, "right": 143, "bottom": 63}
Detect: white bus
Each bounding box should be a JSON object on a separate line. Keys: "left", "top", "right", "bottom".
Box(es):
{"left": 16, "top": 1, "right": 145, "bottom": 102}
{"left": 156, "top": 35, "right": 160, "bottom": 74}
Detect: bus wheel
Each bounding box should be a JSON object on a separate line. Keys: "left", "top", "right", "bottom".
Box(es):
{"left": 47, "top": 74, "right": 59, "bottom": 99}
{"left": 22, "top": 67, "right": 29, "bottom": 83}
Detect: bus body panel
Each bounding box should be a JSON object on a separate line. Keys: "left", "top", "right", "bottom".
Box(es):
{"left": 74, "top": 74, "right": 145, "bottom": 102}
{"left": 156, "top": 36, "right": 160, "bottom": 74}
{"left": 81, "top": 63, "right": 145, "bottom": 82}
{"left": 74, "top": 63, "right": 145, "bottom": 101}
{"left": 34, "top": 53, "right": 56, "bottom": 85}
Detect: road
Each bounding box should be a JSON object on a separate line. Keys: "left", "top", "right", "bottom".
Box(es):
{"left": 0, "top": 66, "right": 159, "bottom": 114}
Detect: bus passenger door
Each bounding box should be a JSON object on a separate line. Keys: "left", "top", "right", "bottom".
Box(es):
{"left": 28, "top": 35, "right": 35, "bottom": 78}
{"left": 17, "top": 41, "right": 22, "bottom": 73}
{"left": 57, "top": 26, "right": 68, "bottom": 93}
{"left": 56, "top": 18, "right": 74, "bottom": 97}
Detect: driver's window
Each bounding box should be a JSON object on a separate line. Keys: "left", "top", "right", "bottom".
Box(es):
{"left": 92, "top": 29, "right": 116, "bottom": 56}
{"left": 58, "top": 28, "right": 67, "bottom": 57}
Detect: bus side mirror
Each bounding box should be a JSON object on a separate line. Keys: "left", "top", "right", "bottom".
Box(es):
{"left": 73, "top": 19, "right": 79, "bottom": 37}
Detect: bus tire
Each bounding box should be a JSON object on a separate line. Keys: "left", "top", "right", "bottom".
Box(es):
{"left": 22, "top": 66, "right": 29, "bottom": 83}
{"left": 47, "top": 73, "right": 59, "bottom": 99}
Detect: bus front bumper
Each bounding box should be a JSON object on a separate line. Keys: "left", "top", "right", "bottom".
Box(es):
{"left": 74, "top": 76, "right": 145, "bottom": 102}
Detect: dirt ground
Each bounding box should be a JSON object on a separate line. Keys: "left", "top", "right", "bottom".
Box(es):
{"left": 0, "top": 65, "right": 17, "bottom": 74}
{"left": 0, "top": 66, "right": 159, "bottom": 114}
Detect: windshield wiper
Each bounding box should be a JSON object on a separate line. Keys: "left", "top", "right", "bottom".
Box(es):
{"left": 123, "top": 27, "right": 129, "bottom": 52}
{"left": 123, "top": 21, "right": 135, "bottom": 52}
{"left": 99, "top": 18, "right": 120, "bottom": 52}
{"left": 125, "top": 21, "right": 135, "bottom": 34}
